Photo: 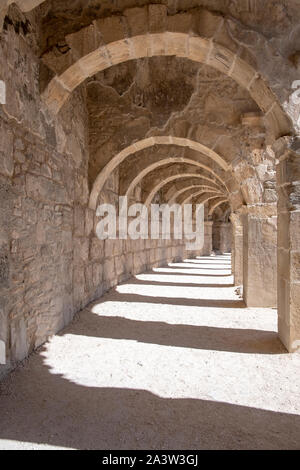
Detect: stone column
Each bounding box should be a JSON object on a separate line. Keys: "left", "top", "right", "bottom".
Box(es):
{"left": 242, "top": 206, "right": 277, "bottom": 308}
{"left": 230, "top": 213, "right": 243, "bottom": 286}
{"left": 213, "top": 222, "right": 232, "bottom": 254}
{"left": 275, "top": 137, "right": 300, "bottom": 352}
{"left": 201, "top": 221, "right": 213, "bottom": 256}
{"left": 220, "top": 222, "right": 232, "bottom": 253}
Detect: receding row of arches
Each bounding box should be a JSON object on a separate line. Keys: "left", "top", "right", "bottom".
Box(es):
{"left": 0, "top": 1, "right": 299, "bottom": 376}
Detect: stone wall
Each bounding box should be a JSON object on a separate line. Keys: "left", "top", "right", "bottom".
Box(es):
{"left": 0, "top": 5, "right": 91, "bottom": 372}
{"left": 0, "top": 7, "right": 69, "bottom": 371}
{"left": 0, "top": 9, "right": 187, "bottom": 376}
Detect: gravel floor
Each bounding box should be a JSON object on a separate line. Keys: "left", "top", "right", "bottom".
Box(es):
{"left": 1, "top": 254, "right": 300, "bottom": 450}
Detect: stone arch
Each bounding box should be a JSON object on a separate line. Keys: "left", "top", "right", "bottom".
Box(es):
{"left": 144, "top": 173, "right": 227, "bottom": 207}
{"left": 42, "top": 18, "right": 292, "bottom": 138}
{"left": 14, "top": 0, "right": 44, "bottom": 11}
{"left": 208, "top": 198, "right": 230, "bottom": 216}
{"left": 167, "top": 184, "right": 223, "bottom": 205}
{"left": 190, "top": 193, "right": 228, "bottom": 208}
{"left": 89, "top": 137, "right": 230, "bottom": 209}
{"left": 181, "top": 189, "right": 224, "bottom": 205}
{"left": 213, "top": 205, "right": 232, "bottom": 222}
{"left": 126, "top": 163, "right": 225, "bottom": 200}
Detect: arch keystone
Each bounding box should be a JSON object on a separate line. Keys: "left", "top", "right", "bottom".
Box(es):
{"left": 149, "top": 33, "right": 167, "bottom": 56}
{"left": 130, "top": 35, "right": 151, "bottom": 59}
{"left": 165, "top": 32, "right": 189, "bottom": 57}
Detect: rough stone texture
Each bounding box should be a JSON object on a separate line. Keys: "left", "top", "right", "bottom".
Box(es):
{"left": 0, "top": 6, "right": 88, "bottom": 371}
{"left": 86, "top": 56, "right": 256, "bottom": 211}
{"left": 276, "top": 137, "right": 300, "bottom": 352}
{"left": 0, "top": 0, "right": 300, "bottom": 381}
{"left": 37, "top": 3, "right": 296, "bottom": 137}
{"left": 212, "top": 222, "right": 232, "bottom": 254}
{"left": 0, "top": 8, "right": 186, "bottom": 373}
{"left": 231, "top": 213, "right": 243, "bottom": 286}
{"left": 243, "top": 211, "right": 277, "bottom": 308}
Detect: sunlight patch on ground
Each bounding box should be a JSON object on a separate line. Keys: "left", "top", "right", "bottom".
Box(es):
{"left": 41, "top": 333, "right": 300, "bottom": 415}
{"left": 0, "top": 440, "right": 74, "bottom": 450}
{"left": 115, "top": 283, "right": 236, "bottom": 300}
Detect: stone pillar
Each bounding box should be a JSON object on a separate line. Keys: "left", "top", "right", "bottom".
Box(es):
{"left": 220, "top": 222, "right": 232, "bottom": 253}
{"left": 230, "top": 213, "right": 243, "bottom": 286}
{"left": 213, "top": 222, "right": 232, "bottom": 254}
{"left": 276, "top": 137, "right": 300, "bottom": 352}
{"left": 242, "top": 206, "right": 277, "bottom": 308}
{"left": 201, "top": 221, "right": 213, "bottom": 255}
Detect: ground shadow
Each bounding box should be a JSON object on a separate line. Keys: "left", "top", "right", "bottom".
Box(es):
{"left": 151, "top": 271, "right": 233, "bottom": 277}
{"left": 175, "top": 260, "right": 232, "bottom": 264}
{"left": 0, "top": 352, "right": 298, "bottom": 450}
{"left": 74, "top": 310, "right": 284, "bottom": 355}
{"left": 132, "top": 279, "right": 235, "bottom": 288}
{"left": 1, "top": 255, "right": 292, "bottom": 450}
{"left": 96, "top": 291, "right": 245, "bottom": 309}
{"left": 165, "top": 266, "right": 232, "bottom": 271}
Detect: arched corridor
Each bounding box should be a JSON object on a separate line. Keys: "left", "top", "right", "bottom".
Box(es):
{"left": 0, "top": 0, "right": 300, "bottom": 451}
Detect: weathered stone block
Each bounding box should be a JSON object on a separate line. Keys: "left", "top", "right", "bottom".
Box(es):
{"left": 85, "top": 209, "right": 94, "bottom": 237}
{"left": 95, "top": 16, "right": 127, "bottom": 44}
{"left": 103, "top": 258, "right": 115, "bottom": 282}
{"left": 0, "top": 125, "right": 14, "bottom": 177}
{"left": 124, "top": 7, "right": 148, "bottom": 36}
{"left": 148, "top": 4, "right": 167, "bottom": 33}
{"left": 74, "top": 206, "right": 85, "bottom": 237}
{"left": 93, "top": 262, "right": 103, "bottom": 287}
{"left": 90, "top": 238, "right": 104, "bottom": 260}
{"left": 74, "top": 238, "right": 89, "bottom": 265}
{"left": 26, "top": 173, "right": 69, "bottom": 205}
{"left": 106, "top": 40, "right": 133, "bottom": 66}
{"left": 67, "top": 24, "right": 100, "bottom": 59}
{"left": 10, "top": 317, "right": 28, "bottom": 362}
{"left": 196, "top": 9, "right": 224, "bottom": 38}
